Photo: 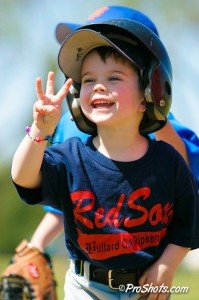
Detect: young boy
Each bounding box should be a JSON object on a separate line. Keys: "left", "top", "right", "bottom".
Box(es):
{"left": 11, "top": 19, "right": 199, "bottom": 299}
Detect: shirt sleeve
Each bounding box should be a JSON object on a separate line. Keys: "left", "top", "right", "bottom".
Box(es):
{"left": 168, "top": 113, "right": 199, "bottom": 186}
{"left": 167, "top": 151, "right": 199, "bottom": 249}
{"left": 13, "top": 146, "right": 64, "bottom": 211}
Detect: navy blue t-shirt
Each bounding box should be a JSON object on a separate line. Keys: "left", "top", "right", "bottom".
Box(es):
{"left": 15, "top": 136, "right": 199, "bottom": 270}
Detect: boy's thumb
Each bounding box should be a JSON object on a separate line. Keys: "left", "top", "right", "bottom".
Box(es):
{"left": 139, "top": 271, "right": 147, "bottom": 286}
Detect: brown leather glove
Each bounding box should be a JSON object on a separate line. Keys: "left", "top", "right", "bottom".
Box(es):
{"left": 0, "top": 240, "right": 57, "bottom": 300}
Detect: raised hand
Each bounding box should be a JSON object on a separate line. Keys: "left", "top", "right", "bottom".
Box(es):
{"left": 12, "top": 72, "right": 72, "bottom": 188}
{"left": 33, "top": 71, "right": 72, "bottom": 135}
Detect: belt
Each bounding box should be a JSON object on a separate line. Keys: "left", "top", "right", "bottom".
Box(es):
{"left": 73, "top": 260, "right": 141, "bottom": 290}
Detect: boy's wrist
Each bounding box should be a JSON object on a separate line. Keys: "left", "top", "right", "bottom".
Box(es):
{"left": 26, "top": 123, "right": 55, "bottom": 143}
{"left": 155, "top": 259, "right": 176, "bottom": 274}
{"left": 30, "top": 122, "right": 55, "bottom": 138}
{"left": 157, "top": 244, "right": 190, "bottom": 272}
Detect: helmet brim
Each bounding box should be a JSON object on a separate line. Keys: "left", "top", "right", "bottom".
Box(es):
{"left": 58, "top": 19, "right": 171, "bottom": 84}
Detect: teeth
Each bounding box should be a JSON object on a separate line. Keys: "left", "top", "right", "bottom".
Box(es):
{"left": 92, "top": 100, "right": 114, "bottom": 109}
{"left": 92, "top": 100, "right": 113, "bottom": 105}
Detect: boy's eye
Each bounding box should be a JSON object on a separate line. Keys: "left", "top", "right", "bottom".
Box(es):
{"left": 82, "top": 78, "right": 95, "bottom": 84}
{"left": 109, "top": 76, "right": 121, "bottom": 81}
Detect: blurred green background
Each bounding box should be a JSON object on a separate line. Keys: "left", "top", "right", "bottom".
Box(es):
{"left": 0, "top": 0, "right": 198, "bottom": 299}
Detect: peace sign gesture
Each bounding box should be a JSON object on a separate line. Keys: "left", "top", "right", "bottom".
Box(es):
{"left": 33, "top": 71, "right": 72, "bottom": 135}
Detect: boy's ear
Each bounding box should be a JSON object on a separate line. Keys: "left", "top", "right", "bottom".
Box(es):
{"left": 139, "top": 99, "right": 146, "bottom": 112}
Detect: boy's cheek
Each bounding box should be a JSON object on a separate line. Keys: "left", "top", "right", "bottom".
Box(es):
{"left": 80, "top": 89, "right": 89, "bottom": 104}
{"left": 79, "top": 97, "right": 88, "bottom": 110}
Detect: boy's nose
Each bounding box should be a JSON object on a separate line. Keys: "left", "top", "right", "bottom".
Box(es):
{"left": 94, "top": 83, "right": 106, "bottom": 92}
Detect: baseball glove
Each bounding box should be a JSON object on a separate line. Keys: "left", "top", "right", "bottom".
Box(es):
{"left": 0, "top": 240, "right": 57, "bottom": 300}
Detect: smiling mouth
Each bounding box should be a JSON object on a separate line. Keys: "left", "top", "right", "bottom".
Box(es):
{"left": 91, "top": 100, "right": 114, "bottom": 109}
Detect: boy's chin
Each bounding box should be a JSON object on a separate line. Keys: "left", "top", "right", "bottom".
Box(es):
{"left": 88, "top": 116, "right": 115, "bottom": 127}
{"left": 84, "top": 111, "right": 114, "bottom": 124}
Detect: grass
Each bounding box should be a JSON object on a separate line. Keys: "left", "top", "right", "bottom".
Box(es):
{"left": 0, "top": 254, "right": 198, "bottom": 299}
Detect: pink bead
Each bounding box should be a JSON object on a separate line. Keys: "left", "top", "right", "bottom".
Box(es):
{"left": 35, "top": 137, "right": 42, "bottom": 143}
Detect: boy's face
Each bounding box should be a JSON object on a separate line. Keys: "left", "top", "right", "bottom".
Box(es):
{"left": 80, "top": 50, "right": 145, "bottom": 130}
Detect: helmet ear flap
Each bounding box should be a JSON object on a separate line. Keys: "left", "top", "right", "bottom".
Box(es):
{"left": 66, "top": 82, "right": 97, "bottom": 135}
{"left": 140, "top": 61, "right": 172, "bottom": 134}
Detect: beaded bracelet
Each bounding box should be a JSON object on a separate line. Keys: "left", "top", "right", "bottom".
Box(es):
{"left": 25, "top": 126, "right": 52, "bottom": 143}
